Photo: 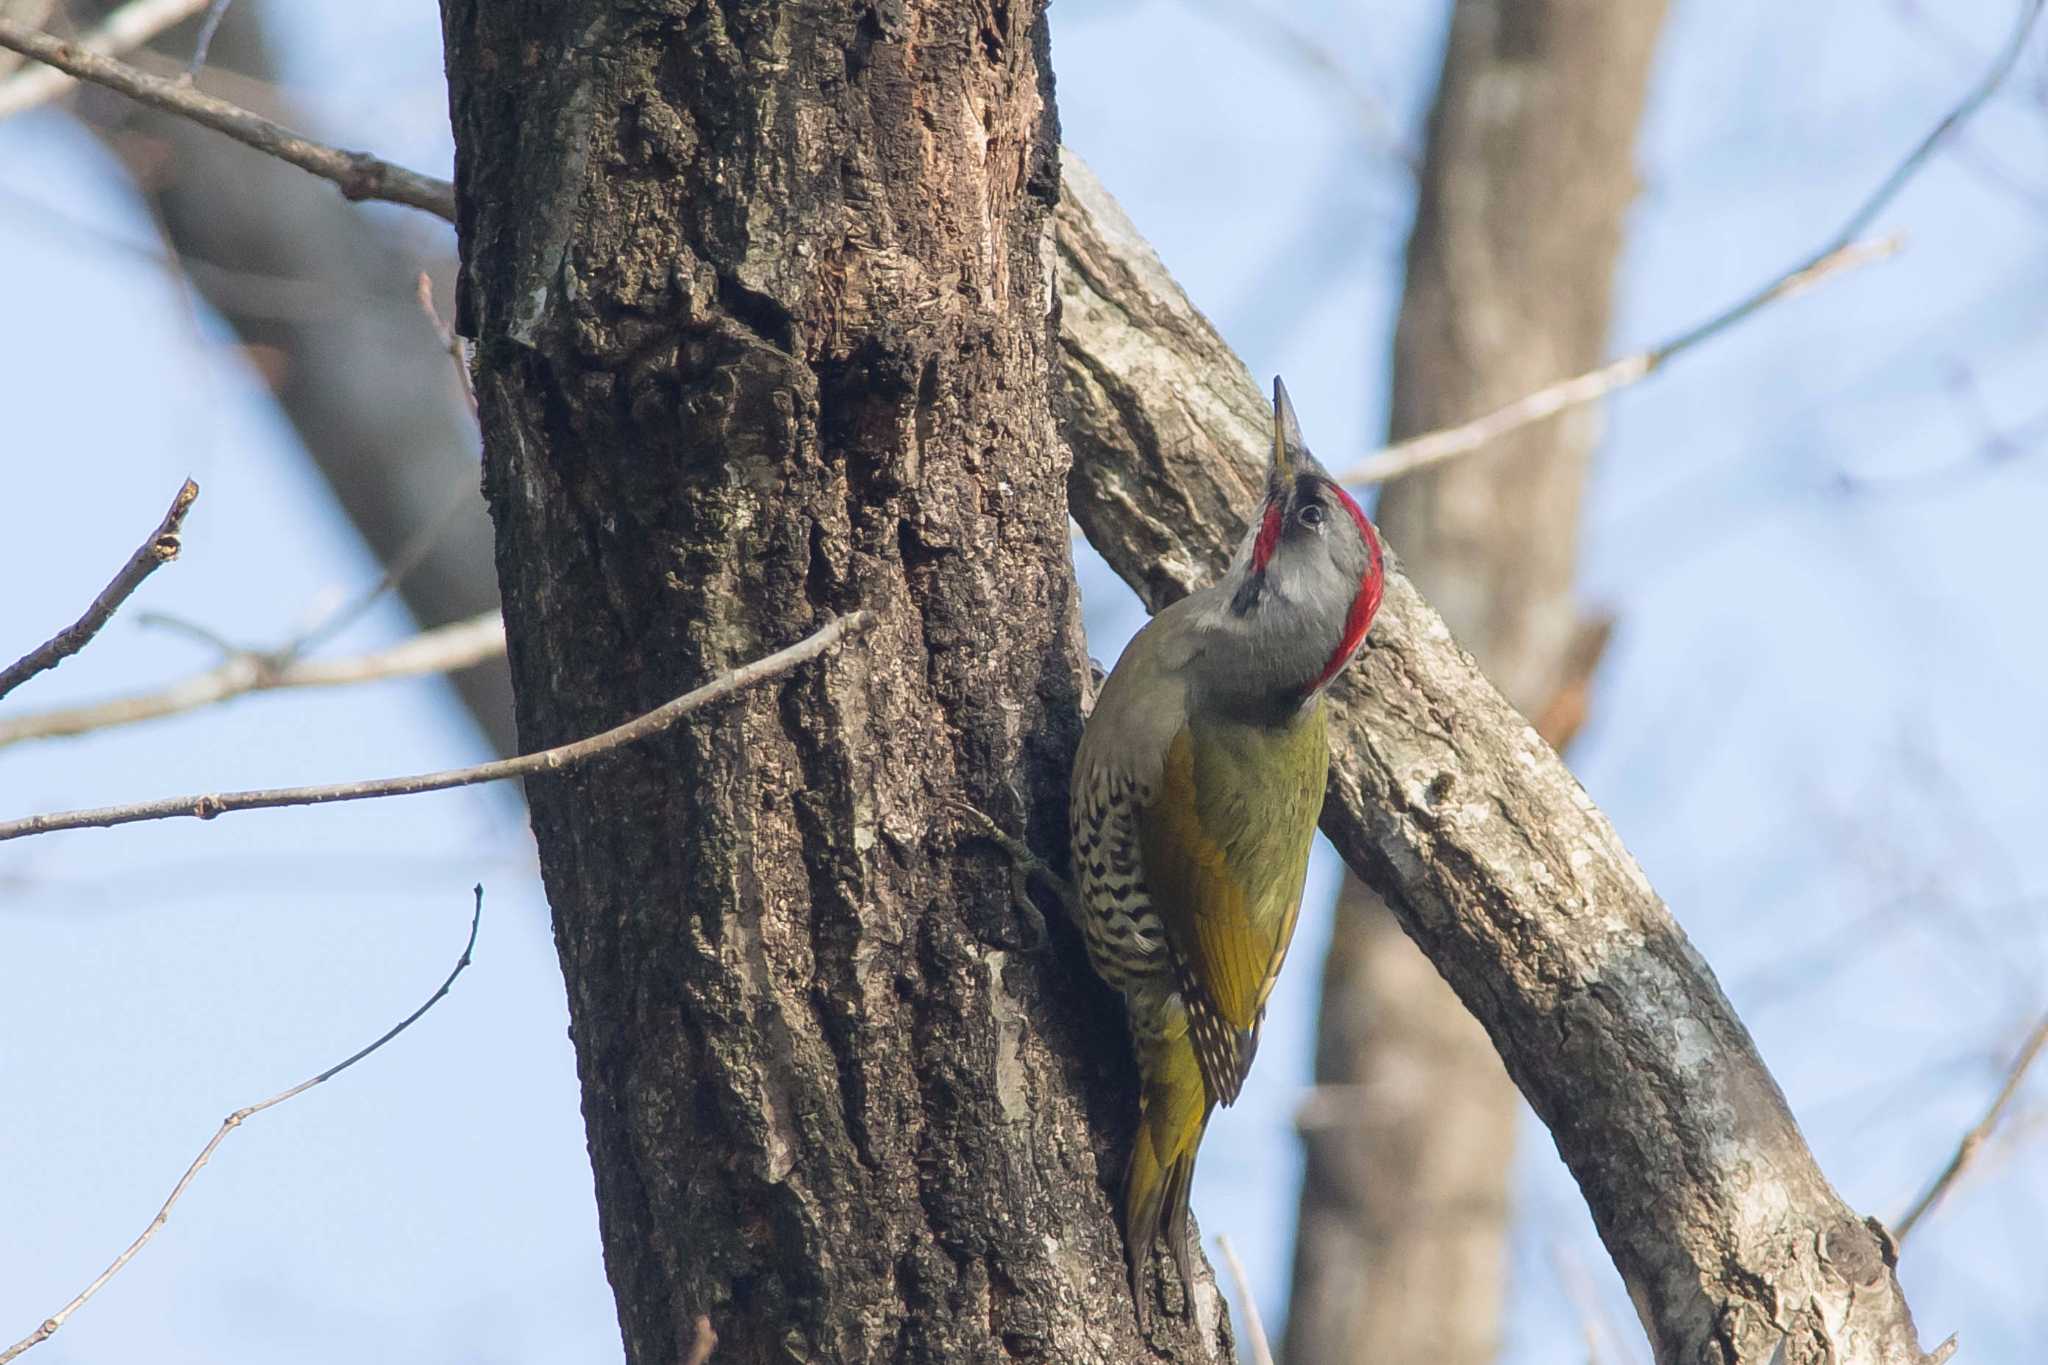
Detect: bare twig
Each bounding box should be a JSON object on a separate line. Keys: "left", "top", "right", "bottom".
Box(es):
{"left": 416, "top": 271, "right": 477, "bottom": 416}
{"left": 1338, "top": 236, "right": 1902, "bottom": 484}
{"left": 0, "top": 0, "right": 213, "bottom": 118}
{"left": 283, "top": 478, "right": 483, "bottom": 664}
{"left": 1893, "top": 1010, "right": 2048, "bottom": 1244}
{"left": 1213, "top": 1235, "right": 1274, "bottom": 1365}
{"left": 0, "top": 610, "right": 874, "bottom": 842}
{"left": 1339, "top": 0, "right": 2045, "bottom": 486}
{"left": 0, "top": 610, "right": 506, "bottom": 748}
{"left": 0, "top": 886, "right": 485, "bottom": 1364}
{"left": 184, "top": 0, "right": 232, "bottom": 77}
{"left": 0, "top": 18, "right": 455, "bottom": 220}
{"left": 0, "top": 479, "right": 198, "bottom": 703}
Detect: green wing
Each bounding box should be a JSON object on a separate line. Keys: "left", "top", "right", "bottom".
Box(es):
{"left": 1137, "top": 708, "right": 1328, "bottom": 1105}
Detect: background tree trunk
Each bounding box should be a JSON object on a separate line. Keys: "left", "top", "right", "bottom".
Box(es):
{"left": 75, "top": 0, "right": 513, "bottom": 754}
{"left": 439, "top": 3, "right": 1227, "bottom": 1360}
{"left": 1287, "top": 4, "right": 1665, "bottom": 1362}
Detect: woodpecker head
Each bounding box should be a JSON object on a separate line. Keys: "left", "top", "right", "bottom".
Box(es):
{"left": 1197, "top": 378, "right": 1385, "bottom": 718}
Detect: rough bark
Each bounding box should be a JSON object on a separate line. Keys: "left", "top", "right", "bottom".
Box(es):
{"left": 1289, "top": 4, "right": 1666, "bottom": 1362}
{"left": 74, "top": 0, "right": 513, "bottom": 754}
{"left": 439, "top": 3, "right": 1227, "bottom": 1361}
{"left": 1056, "top": 151, "right": 1938, "bottom": 1365}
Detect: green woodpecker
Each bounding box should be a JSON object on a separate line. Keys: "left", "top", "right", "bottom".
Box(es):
{"left": 1069, "top": 378, "right": 1385, "bottom": 1314}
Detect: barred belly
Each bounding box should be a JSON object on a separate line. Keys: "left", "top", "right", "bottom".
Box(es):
{"left": 1070, "top": 769, "right": 1169, "bottom": 997}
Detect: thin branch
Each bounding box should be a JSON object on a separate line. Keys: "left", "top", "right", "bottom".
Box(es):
{"left": 416, "top": 270, "right": 478, "bottom": 417}
{"left": 1213, "top": 1235, "right": 1274, "bottom": 1365}
{"left": 1893, "top": 1010, "right": 2048, "bottom": 1244}
{"left": 0, "top": 885, "right": 485, "bottom": 1365}
{"left": 0, "top": 610, "right": 874, "bottom": 842}
{"left": 184, "top": 0, "right": 232, "bottom": 77}
{"left": 0, "top": 0, "right": 212, "bottom": 118}
{"left": 1339, "top": 0, "right": 2045, "bottom": 486}
{"left": 0, "top": 610, "right": 506, "bottom": 748}
{"left": 282, "top": 477, "right": 482, "bottom": 663}
{"left": 1338, "top": 236, "right": 1902, "bottom": 484}
{"left": 0, "top": 18, "right": 455, "bottom": 220}
{"left": 0, "top": 478, "right": 198, "bottom": 703}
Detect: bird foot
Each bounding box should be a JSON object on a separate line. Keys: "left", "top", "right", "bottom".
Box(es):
{"left": 942, "top": 795, "right": 1077, "bottom": 951}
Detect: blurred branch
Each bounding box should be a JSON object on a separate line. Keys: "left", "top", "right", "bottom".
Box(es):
{"left": 1213, "top": 1235, "right": 1274, "bottom": 1365}
{"left": 1530, "top": 615, "right": 1616, "bottom": 752}
{"left": 1338, "top": 0, "right": 2045, "bottom": 487}
{"left": 415, "top": 270, "right": 477, "bottom": 416}
{"left": 682, "top": 1315, "right": 718, "bottom": 1365}
{"left": 61, "top": 0, "right": 510, "bottom": 752}
{"left": 0, "top": 885, "right": 485, "bottom": 1365}
{"left": 0, "top": 0, "right": 213, "bottom": 117}
{"left": 1893, "top": 1010, "right": 2048, "bottom": 1244}
{"left": 0, "top": 610, "right": 873, "bottom": 842}
{"left": 0, "top": 1, "right": 55, "bottom": 81}
{"left": 0, "top": 17, "right": 455, "bottom": 218}
{"left": 283, "top": 472, "right": 483, "bottom": 664}
{"left": 1178, "top": 0, "right": 1414, "bottom": 169}
{"left": 0, "top": 610, "right": 505, "bottom": 748}
{"left": 183, "top": 0, "right": 230, "bottom": 75}
{"left": 0, "top": 478, "right": 198, "bottom": 703}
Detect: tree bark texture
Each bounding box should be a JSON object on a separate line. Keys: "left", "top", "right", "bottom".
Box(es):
{"left": 1056, "top": 151, "right": 1938, "bottom": 1365}
{"left": 75, "top": 0, "right": 514, "bottom": 755}
{"left": 440, "top": 3, "right": 1229, "bottom": 1361}
{"left": 1288, "top": 4, "right": 1666, "bottom": 1362}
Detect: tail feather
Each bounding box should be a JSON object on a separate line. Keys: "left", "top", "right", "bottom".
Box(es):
{"left": 1123, "top": 1029, "right": 1212, "bottom": 1324}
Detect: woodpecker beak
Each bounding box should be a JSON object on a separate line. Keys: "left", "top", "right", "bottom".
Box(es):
{"left": 1270, "top": 376, "right": 1312, "bottom": 498}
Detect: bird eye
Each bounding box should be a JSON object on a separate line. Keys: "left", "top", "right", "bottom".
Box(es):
{"left": 1297, "top": 502, "right": 1326, "bottom": 528}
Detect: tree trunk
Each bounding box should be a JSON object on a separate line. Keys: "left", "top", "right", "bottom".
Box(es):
{"left": 1288, "top": 4, "right": 1665, "bottom": 1362}
{"left": 75, "top": 0, "right": 514, "bottom": 754}
{"left": 1056, "top": 151, "right": 1938, "bottom": 1365}
{"left": 438, "top": 3, "right": 1228, "bottom": 1361}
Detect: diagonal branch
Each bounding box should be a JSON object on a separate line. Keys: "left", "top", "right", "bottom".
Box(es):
{"left": 0, "top": 18, "right": 455, "bottom": 219}
{"left": 1055, "top": 151, "right": 1939, "bottom": 1363}
{"left": 0, "top": 610, "right": 872, "bottom": 842}
{"left": 1337, "top": 0, "right": 2044, "bottom": 486}
{"left": 0, "top": 478, "right": 198, "bottom": 703}
{"left": 0, "top": 885, "right": 485, "bottom": 1365}
{"left": 1339, "top": 236, "right": 1899, "bottom": 485}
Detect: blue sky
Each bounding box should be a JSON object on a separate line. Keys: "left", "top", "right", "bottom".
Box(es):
{"left": 2, "top": 2, "right": 2044, "bottom": 1361}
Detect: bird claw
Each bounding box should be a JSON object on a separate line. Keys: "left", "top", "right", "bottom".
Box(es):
{"left": 943, "top": 795, "right": 1068, "bottom": 952}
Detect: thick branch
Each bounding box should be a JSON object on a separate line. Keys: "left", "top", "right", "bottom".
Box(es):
{"left": 1055, "top": 152, "right": 1935, "bottom": 1364}
{"left": 0, "top": 18, "right": 454, "bottom": 219}
{"left": 0, "top": 478, "right": 197, "bottom": 702}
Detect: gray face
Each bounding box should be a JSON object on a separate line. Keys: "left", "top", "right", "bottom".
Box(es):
{"left": 1194, "top": 472, "right": 1381, "bottom": 723}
